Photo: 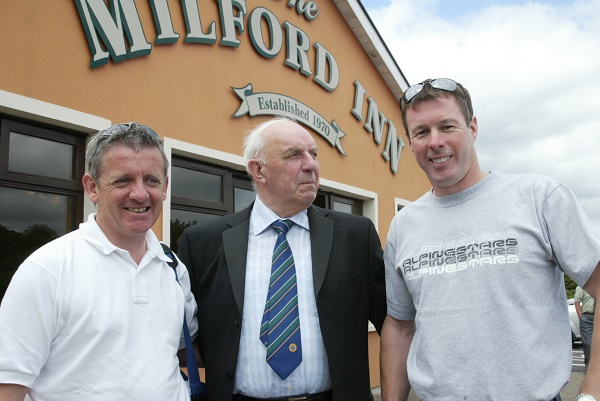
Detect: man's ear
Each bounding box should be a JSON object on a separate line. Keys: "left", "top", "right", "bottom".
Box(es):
{"left": 82, "top": 173, "right": 99, "bottom": 203}
{"left": 470, "top": 116, "right": 479, "bottom": 142}
{"left": 247, "top": 160, "right": 266, "bottom": 184}
{"left": 163, "top": 176, "right": 169, "bottom": 201}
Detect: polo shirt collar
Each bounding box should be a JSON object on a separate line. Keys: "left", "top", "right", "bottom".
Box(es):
{"left": 80, "top": 213, "right": 170, "bottom": 264}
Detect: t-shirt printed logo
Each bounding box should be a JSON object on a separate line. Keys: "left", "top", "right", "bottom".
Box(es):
{"left": 401, "top": 231, "right": 519, "bottom": 280}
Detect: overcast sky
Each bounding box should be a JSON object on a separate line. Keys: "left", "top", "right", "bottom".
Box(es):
{"left": 360, "top": 0, "right": 600, "bottom": 231}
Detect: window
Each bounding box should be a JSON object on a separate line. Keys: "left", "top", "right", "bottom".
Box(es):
{"left": 314, "top": 192, "right": 363, "bottom": 216}
{"left": 0, "top": 118, "right": 86, "bottom": 299}
{"left": 169, "top": 156, "right": 255, "bottom": 251}
{"left": 170, "top": 157, "right": 365, "bottom": 251}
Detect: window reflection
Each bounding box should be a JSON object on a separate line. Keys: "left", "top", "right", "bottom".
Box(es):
{"left": 0, "top": 186, "right": 75, "bottom": 299}
{"left": 333, "top": 200, "right": 361, "bottom": 215}
{"left": 171, "top": 166, "right": 222, "bottom": 202}
{"left": 170, "top": 209, "right": 220, "bottom": 252}
{"left": 234, "top": 187, "right": 255, "bottom": 212}
{"left": 8, "top": 132, "right": 74, "bottom": 180}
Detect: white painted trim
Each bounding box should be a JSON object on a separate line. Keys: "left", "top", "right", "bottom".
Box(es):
{"left": 162, "top": 138, "right": 380, "bottom": 244}
{"left": 319, "top": 177, "right": 379, "bottom": 231}
{"left": 0, "top": 90, "right": 112, "bottom": 220}
{"left": 394, "top": 197, "right": 411, "bottom": 213}
{"left": 0, "top": 90, "right": 111, "bottom": 133}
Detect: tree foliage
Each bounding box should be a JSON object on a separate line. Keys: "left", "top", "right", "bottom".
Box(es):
{"left": 564, "top": 274, "right": 578, "bottom": 299}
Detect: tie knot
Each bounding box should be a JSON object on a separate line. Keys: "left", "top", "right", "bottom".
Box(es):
{"left": 272, "top": 219, "right": 292, "bottom": 235}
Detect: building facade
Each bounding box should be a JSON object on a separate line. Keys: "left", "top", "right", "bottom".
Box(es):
{"left": 0, "top": 0, "right": 430, "bottom": 388}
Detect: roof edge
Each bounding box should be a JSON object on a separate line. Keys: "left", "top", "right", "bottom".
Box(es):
{"left": 334, "top": 0, "right": 410, "bottom": 100}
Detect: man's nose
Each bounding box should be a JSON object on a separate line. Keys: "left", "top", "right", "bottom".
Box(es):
{"left": 428, "top": 130, "right": 445, "bottom": 148}
{"left": 302, "top": 153, "right": 319, "bottom": 171}
{"left": 130, "top": 179, "right": 150, "bottom": 201}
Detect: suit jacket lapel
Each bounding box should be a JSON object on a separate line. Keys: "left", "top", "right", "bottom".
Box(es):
{"left": 223, "top": 205, "right": 253, "bottom": 315}
{"left": 308, "top": 206, "right": 333, "bottom": 297}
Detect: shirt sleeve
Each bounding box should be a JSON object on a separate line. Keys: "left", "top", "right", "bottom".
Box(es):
{"left": 0, "top": 260, "right": 57, "bottom": 387}
{"left": 542, "top": 183, "right": 600, "bottom": 287}
{"left": 574, "top": 286, "right": 584, "bottom": 303}
{"left": 175, "top": 254, "right": 198, "bottom": 349}
{"left": 384, "top": 217, "right": 417, "bottom": 321}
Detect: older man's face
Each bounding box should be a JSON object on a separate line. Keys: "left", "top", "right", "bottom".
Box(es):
{"left": 85, "top": 145, "right": 167, "bottom": 247}
{"left": 255, "top": 121, "right": 320, "bottom": 217}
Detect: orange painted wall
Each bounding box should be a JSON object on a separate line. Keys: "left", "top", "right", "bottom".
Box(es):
{"left": 0, "top": 0, "right": 429, "bottom": 242}
{"left": 1, "top": 2, "right": 430, "bottom": 389}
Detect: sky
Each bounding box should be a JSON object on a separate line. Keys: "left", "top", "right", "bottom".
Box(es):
{"left": 359, "top": 0, "right": 600, "bottom": 232}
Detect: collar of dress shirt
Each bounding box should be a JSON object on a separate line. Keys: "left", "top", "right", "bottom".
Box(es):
{"left": 250, "top": 196, "right": 310, "bottom": 236}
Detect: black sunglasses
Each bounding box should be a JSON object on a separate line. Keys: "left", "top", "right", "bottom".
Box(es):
{"left": 401, "top": 78, "right": 458, "bottom": 108}
{"left": 99, "top": 122, "right": 160, "bottom": 141}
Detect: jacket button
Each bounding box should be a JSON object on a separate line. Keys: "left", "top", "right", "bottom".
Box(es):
{"left": 235, "top": 320, "right": 240, "bottom": 328}
{"left": 226, "top": 370, "right": 234, "bottom": 379}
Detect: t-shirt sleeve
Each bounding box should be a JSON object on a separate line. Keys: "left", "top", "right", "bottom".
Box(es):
{"left": 384, "top": 218, "right": 417, "bottom": 321}
{"left": 542, "top": 183, "right": 600, "bottom": 287}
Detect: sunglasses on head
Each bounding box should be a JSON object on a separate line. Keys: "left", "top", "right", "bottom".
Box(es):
{"left": 99, "top": 122, "right": 161, "bottom": 141}
{"left": 401, "top": 78, "right": 458, "bottom": 108}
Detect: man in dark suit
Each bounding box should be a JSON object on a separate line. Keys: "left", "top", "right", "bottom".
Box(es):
{"left": 177, "top": 117, "right": 386, "bottom": 401}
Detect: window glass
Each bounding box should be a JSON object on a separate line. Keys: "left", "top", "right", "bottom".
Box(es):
{"left": 171, "top": 165, "right": 222, "bottom": 202}
{"left": 0, "top": 186, "right": 76, "bottom": 299}
{"left": 170, "top": 209, "right": 220, "bottom": 252}
{"left": 234, "top": 187, "right": 255, "bottom": 212}
{"left": 8, "top": 132, "right": 74, "bottom": 180}
{"left": 333, "top": 200, "right": 361, "bottom": 215}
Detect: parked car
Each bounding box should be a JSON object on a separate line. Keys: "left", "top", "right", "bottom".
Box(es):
{"left": 568, "top": 298, "right": 581, "bottom": 344}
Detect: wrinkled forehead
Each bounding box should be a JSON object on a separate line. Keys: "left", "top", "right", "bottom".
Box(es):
{"left": 265, "top": 121, "right": 317, "bottom": 150}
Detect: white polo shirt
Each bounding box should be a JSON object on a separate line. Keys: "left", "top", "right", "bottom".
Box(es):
{"left": 0, "top": 214, "right": 197, "bottom": 401}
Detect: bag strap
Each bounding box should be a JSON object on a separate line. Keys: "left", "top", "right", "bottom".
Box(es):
{"left": 161, "top": 243, "right": 204, "bottom": 398}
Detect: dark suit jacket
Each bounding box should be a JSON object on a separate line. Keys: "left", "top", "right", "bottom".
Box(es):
{"left": 177, "top": 204, "right": 386, "bottom": 401}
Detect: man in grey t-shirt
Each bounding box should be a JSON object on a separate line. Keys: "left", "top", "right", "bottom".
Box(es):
{"left": 380, "top": 78, "right": 600, "bottom": 401}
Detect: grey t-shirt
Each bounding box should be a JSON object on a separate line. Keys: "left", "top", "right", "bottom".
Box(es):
{"left": 385, "top": 172, "right": 600, "bottom": 401}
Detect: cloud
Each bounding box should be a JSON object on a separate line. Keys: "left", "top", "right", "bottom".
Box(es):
{"left": 363, "top": 0, "right": 600, "bottom": 230}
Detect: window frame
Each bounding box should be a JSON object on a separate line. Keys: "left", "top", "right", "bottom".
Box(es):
{"left": 0, "top": 118, "right": 86, "bottom": 192}
{"left": 0, "top": 117, "right": 86, "bottom": 227}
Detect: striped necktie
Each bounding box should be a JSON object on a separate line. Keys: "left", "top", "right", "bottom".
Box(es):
{"left": 259, "top": 219, "right": 302, "bottom": 380}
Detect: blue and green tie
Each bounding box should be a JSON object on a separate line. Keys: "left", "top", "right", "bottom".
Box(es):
{"left": 259, "top": 219, "right": 302, "bottom": 380}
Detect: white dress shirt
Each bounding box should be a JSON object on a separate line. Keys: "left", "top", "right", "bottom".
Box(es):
{"left": 233, "top": 197, "right": 331, "bottom": 397}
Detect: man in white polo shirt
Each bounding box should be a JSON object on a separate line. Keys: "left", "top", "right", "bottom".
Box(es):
{"left": 0, "top": 123, "right": 197, "bottom": 401}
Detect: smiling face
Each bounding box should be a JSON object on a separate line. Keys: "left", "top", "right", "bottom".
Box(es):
{"left": 406, "top": 95, "right": 485, "bottom": 196}
{"left": 248, "top": 120, "right": 320, "bottom": 217}
{"left": 83, "top": 145, "right": 168, "bottom": 249}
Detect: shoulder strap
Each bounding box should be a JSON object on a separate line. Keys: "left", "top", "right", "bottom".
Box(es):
{"left": 161, "top": 243, "right": 178, "bottom": 269}
{"left": 160, "top": 243, "right": 205, "bottom": 398}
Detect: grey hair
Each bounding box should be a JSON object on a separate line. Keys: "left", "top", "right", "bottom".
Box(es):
{"left": 242, "top": 116, "right": 296, "bottom": 173}
{"left": 86, "top": 122, "right": 169, "bottom": 181}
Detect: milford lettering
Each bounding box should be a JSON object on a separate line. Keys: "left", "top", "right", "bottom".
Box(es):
{"left": 74, "top": 0, "right": 338, "bottom": 91}
{"left": 74, "top": 0, "right": 404, "bottom": 173}
{"left": 74, "top": 0, "right": 151, "bottom": 67}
